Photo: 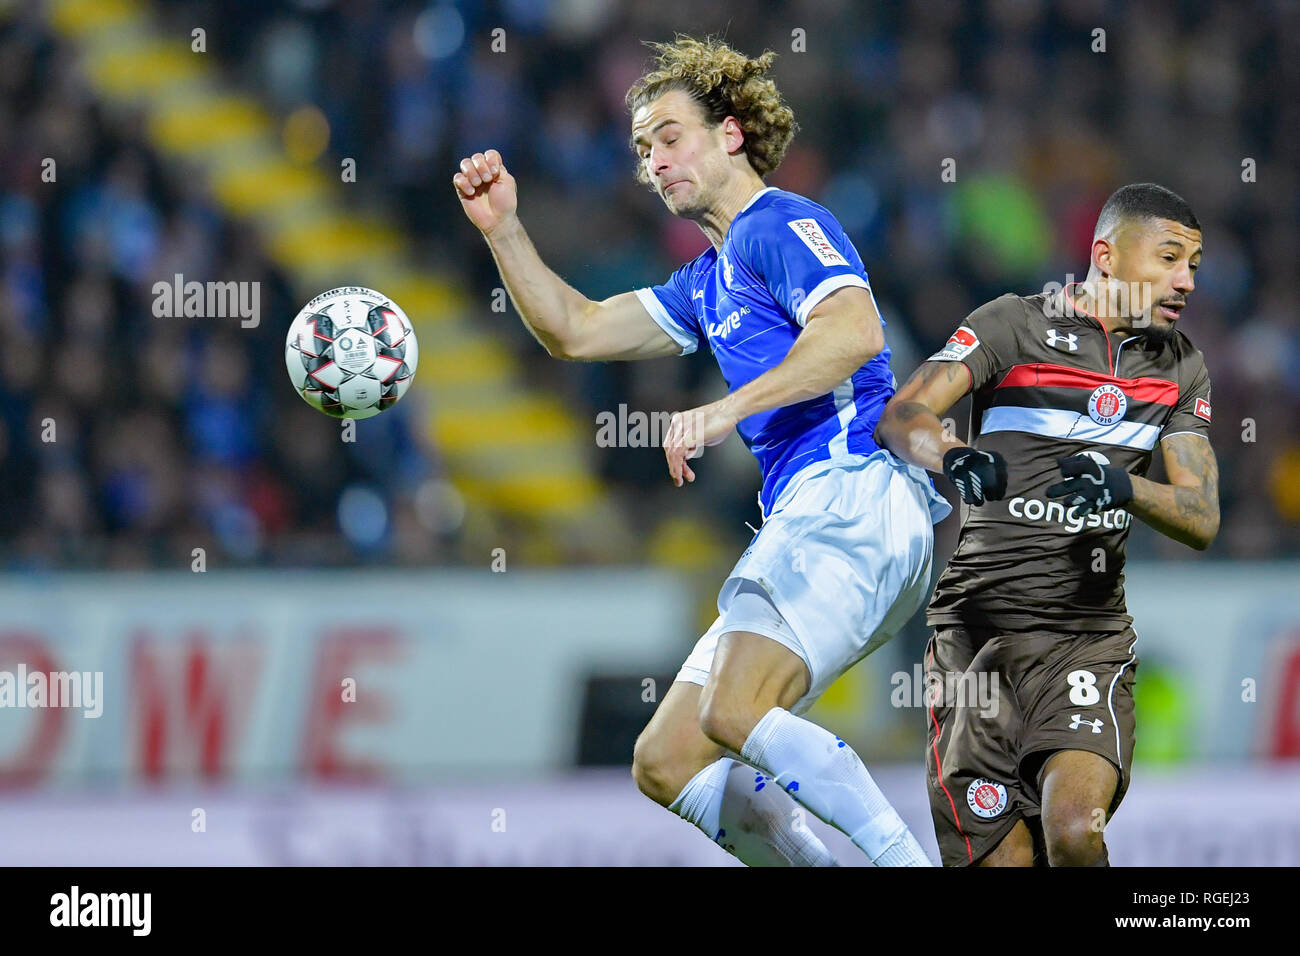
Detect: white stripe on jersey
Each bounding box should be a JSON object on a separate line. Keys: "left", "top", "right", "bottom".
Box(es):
{"left": 980, "top": 406, "right": 1161, "bottom": 450}
{"left": 798, "top": 273, "right": 874, "bottom": 459}
{"left": 828, "top": 376, "right": 857, "bottom": 457}
{"left": 634, "top": 287, "right": 698, "bottom": 355}
{"left": 1107, "top": 631, "right": 1140, "bottom": 772}
{"left": 794, "top": 273, "right": 872, "bottom": 327}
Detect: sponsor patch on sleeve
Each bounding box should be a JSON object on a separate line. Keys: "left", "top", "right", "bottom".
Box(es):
{"left": 1194, "top": 397, "right": 1212, "bottom": 422}
{"left": 928, "top": 326, "right": 980, "bottom": 362}
{"left": 786, "top": 218, "right": 849, "bottom": 267}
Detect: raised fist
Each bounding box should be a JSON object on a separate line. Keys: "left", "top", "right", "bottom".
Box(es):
{"left": 453, "top": 149, "right": 518, "bottom": 237}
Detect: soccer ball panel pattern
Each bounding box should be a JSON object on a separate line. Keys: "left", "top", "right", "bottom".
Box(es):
{"left": 284, "top": 288, "right": 419, "bottom": 420}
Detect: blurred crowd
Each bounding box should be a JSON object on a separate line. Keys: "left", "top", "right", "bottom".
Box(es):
{"left": 0, "top": 8, "right": 453, "bottom": 569}
{"left": 2, "top": 0, "right": 1298, "bottom": 569}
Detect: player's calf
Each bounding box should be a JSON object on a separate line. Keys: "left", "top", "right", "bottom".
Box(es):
{"left": 695, "top": 626, "right": 811, "bottom": 752}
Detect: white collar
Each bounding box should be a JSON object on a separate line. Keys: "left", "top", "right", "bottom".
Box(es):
{"left": 737, "top": 185, "right": 777, "bottom": 216}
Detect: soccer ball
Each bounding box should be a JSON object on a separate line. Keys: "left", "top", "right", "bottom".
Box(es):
{"left": 284, "top": 287, "right": 419, "bottom": 419}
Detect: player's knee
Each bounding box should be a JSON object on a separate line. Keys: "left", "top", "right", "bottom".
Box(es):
{"left": 1042, "top": 811, "right": 1104, "bottom": 866}
{"left": 630, "top": 733, "right": 684, "bottom": 807}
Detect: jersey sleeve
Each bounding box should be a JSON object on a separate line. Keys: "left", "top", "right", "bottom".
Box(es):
{"left": 738, "top": 207, "right": 874, "bottom": 327}
{"left": 926, "top": 294, "right": 1024, "bottom": 392}
{"left": 633, "top": 261, "right": 703, "bottom": 356}
{"left": 1160, "top": 351, "right": 1212, "bottom": 441}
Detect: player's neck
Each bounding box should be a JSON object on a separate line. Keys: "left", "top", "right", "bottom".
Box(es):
{"left": 1066, "top": 279, "right": 1138, "bottom": 338}
{"left": 696, "top": 176, "right": 768, "bottom": 252}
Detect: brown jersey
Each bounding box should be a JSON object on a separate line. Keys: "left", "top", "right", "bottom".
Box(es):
{"left": 925, "top": 288, "right": 1213, "bottom": 632}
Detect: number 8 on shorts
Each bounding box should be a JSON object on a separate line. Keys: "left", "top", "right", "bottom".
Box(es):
{"left": 1067, "top": 669, "right": 1100, "bottom": 706}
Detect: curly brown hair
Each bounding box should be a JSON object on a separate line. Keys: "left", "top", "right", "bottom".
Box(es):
{"left": 625, "top": 35, "right": 798, "bottom": 185}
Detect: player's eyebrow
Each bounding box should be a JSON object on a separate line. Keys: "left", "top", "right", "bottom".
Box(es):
{"left": 1157, "top": 239, "right": 1203, "bottom": 258}
{"left": 630, "top": 119, "right": 680, "bottom": 151}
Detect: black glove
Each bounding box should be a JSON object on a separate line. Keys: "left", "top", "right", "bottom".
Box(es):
{"left": 942, "top": 446, "right": 1007, "bottom": 505}
{"left": 1046, "top": 454, "right": 1133, "bottom": 516}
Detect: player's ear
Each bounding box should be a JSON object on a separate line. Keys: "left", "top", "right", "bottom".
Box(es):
{"left": 1091, "top": 237, "right": 1115, "bottom": 278}
{"left": 722, "top": 116, "right": 746, "bottom": 155}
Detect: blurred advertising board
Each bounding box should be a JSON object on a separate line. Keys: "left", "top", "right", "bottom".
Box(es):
{"left": 0, "top": 570, "right": 690, "bottom": 786}
{"left": 1124, "top": 563, "right": 1300, "bottom": 761}
{"left": 1, "top": 563, "right": 1296, "bottom": 789}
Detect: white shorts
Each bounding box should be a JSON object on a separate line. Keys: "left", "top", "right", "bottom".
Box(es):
{"left": 675, "top": 449, "right": 951, "bottom": 714}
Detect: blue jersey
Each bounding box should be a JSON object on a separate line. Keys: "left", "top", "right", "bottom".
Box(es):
{"left": 635, "top": 186, "right": 899, "bottom": 517}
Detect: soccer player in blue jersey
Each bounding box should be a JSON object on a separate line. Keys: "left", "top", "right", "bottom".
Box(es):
{"left": 453, "top": 36, "right": 950, "bottom": 866}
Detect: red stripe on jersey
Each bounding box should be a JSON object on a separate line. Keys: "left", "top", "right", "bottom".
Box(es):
{"left": 995, "top": 363, "right": 1178, "bottom": 407}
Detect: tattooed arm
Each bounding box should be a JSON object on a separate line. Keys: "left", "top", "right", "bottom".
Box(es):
{"left": 1127, "top": 433, "right": 1220, "bottom": 550}
{"left": 875, "top": 360, "right": 973, "bottom": 472}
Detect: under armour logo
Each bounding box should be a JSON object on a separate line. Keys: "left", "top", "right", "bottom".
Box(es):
{"left": 1046, "top": 329, "right": 1079, "bottom": 351}
{"left": 1069, "top": 713, "right": 1104, "bottom": 733}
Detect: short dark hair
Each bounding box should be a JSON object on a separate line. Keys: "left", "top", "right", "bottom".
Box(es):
{"left": 1094, "top": 183, "right": 1201, "bottom": 239}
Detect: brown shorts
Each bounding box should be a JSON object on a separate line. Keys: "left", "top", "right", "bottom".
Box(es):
{"left": 923, "top": 625, "right": 1139, "bottom": 866}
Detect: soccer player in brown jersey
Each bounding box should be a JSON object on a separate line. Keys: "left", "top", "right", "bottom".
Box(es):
{"left": 875, "top": 183, "right": 1220, "bottom": 866}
